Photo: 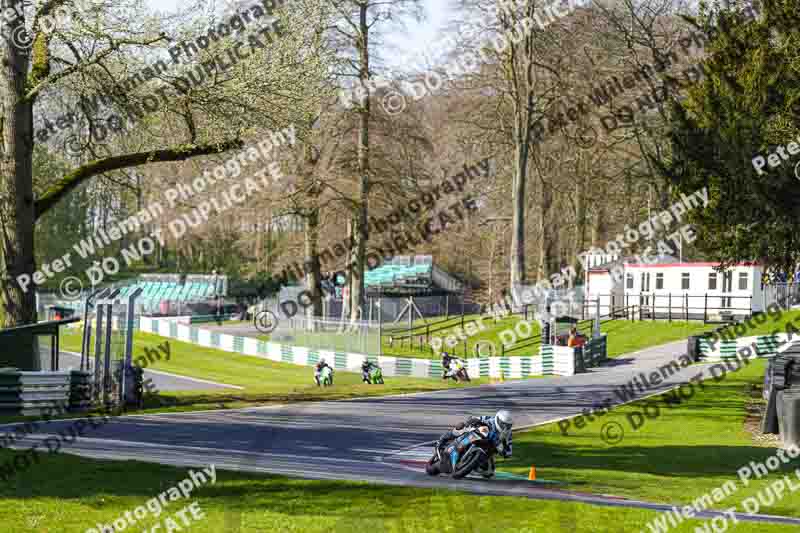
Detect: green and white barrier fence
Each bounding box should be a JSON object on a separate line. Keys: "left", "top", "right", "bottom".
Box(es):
{"left": 139, "top": 317, "right": 609, "bottom": 379}
{"left": 698, "top": 333, "right": 794, "bottom": 362}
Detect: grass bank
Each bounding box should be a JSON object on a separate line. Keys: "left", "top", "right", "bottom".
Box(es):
{"left": 504, "top": 358, "right": 800, "bottom": 517}
{"left": 381, "top": 316, "right": 710, "bottom": 360}
{"left": 0, "top": 450, "right": 791, "bottom": 532}
{"left": 714, "top": 308, "right": 800, "bottom": 338}
{"left": 55, "top": 329, "right": 489, "bottom": 416}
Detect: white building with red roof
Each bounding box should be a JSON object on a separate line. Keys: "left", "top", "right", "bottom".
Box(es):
{"left": 584, "top": 254, "right": 771, "bottom": 321}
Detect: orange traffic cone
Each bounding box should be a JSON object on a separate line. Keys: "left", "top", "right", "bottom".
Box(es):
{"left": 528, "top": 466, "right": 537, "bottom": 481}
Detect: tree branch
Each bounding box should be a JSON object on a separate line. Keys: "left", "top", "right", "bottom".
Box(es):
{"left": 26, "top": 35, "right": 167, "bottom": 102}
{"left": 34, "top": 139, "right": 243, "bottom": 219}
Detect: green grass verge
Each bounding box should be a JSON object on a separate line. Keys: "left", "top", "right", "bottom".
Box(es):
{"left": 503, "top": 358, "right": 800, "bottom": 518}
{"left": 0, "top": 451, "right": 790, "bottom": 532}
{"left": 714, "top": 308, "right": 800, "bottom": 338}
{"left": 599, "top": 319, "right": 710, "bottom": 357}
{"left": 386, "top": 306, "right": 800, "bottom": 360}
{"left": 381, "top": 316, "right": 710, "bottom": 359}
{"left": 55, "top": 329, "right": 490, "bottom": 416}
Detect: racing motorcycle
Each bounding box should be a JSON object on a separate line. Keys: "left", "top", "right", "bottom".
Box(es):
{"left": 443, "top": 358, "right": 471, "bottom": 382}
{"left": 425, "top": 425, "right": 497, "bottom": 479}
{"left": 317, "top": 365, "right": 334, "bottom": 387}
{"left": 362, "top": 364, "right": 384, "bottom": 385}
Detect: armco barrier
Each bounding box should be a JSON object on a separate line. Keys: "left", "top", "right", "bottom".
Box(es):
{"left": 138, "top": 317, "right": 606, "bottom": 378}
{"left": 0, "top": 370, "right": 73, "bottom": 416}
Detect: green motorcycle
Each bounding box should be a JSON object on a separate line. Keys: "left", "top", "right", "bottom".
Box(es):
{"left": 317, "top": 365, "right": 334, "bottom": 387}
{"left": 362, "top": 364, "right": 384, "bottom": 385}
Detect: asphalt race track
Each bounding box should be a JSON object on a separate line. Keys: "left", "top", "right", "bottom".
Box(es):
{"left": 57, "top": 351, "right": 242, "bottom": 392}
{"left": 9, "top": 340, "right": 800, "bottom": 527}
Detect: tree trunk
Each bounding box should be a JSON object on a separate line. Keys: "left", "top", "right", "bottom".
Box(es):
{"left": 591, "top": 204, "right": 605, "bottom": 247}
{"left": 537, "top": 177, "right": 553, "bottom": 280}
{"left": 348, "top": 2, "right": 370, "bottom": 325}
{"left": 340, "top": 221, "right": 352, "bottom": 325}
{"left": 266, "top": 220, "right": 273, "bottom": 274}
{"left": 500, "top": 1, "right": 538, "bottom": 293}
{"left": 303, "top": 206, "right": 322, "bottom": 329}
{"left": 572, "top": 177, "right": 587, "bottom": 286}
{"left": 510, "top": 142, "right": 527, "bottom": 290}
{"left": 0, "top": 9, "right": 36, "bottom": 339}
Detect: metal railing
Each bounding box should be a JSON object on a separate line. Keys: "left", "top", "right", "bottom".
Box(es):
{"left": 585, "top": 293, "right": 754, "bottom": 323}
{"left": 271, "top": 315, "right": 382, "bottom": 354}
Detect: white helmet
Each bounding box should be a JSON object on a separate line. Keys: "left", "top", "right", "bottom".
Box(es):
{"left": 495, "top": 410, "right": 513, "bottom": 434}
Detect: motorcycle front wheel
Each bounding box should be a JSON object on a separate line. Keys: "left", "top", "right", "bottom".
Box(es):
{"left": 478, "top": 456, "right": 495, "bottom": 479}
{"left": 452, "top": 450, "right": 485, "bottom": 479}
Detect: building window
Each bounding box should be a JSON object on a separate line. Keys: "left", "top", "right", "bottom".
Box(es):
{"left": 626, "top": 273, "right": 633, "bottom": 289}
{"left": 708, "top": 273, "right": 717, "bottom": 290}
{"left": 681, "top": 273, "right": 690, "bottom": 290}
{"left": 739, "top": 272, "right": 748, "bottom": 290}
{"left": 655, "top": 273, "right": 664, "bottom": 290}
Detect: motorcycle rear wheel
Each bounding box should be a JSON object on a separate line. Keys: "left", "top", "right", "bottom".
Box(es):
{"left": 452, "top": 450, "right": 485, "bottom": 479}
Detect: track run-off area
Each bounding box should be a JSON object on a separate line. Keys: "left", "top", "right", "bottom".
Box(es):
{"left": 5, "top": 340, "right": 800, "bottom": 528}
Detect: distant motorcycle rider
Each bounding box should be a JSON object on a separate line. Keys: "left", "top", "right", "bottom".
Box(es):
{"left": 435, "top": 410, "right": 513, "bottom": 474}
{"left": 361, "top": 360, "right": 377, "bottom": 382}
{"left": 441, "top": 352, "right": 466, "bottom": 379}
{"left": 314, "top": 360, "right": 332, "bottom": 386}
{"left": 441, "top": 352, "right": 452, "bottom": 376}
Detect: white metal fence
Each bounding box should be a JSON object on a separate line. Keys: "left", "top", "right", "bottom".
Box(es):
{"left": 765, "top": 283, "right": 800, "bottom": 310}
{"left": 270, "top": 314, "right": 382, "bottom": 354}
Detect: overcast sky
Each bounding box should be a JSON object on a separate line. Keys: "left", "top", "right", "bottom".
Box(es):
{"left": 144, "top": 0, "right": 451, "bottom": 70}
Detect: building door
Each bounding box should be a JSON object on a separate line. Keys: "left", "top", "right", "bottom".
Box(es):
{"left": 641, "top": 272, "right": 651, "bottom": 306}
{"left": 722, "top": 271, "right": 732, "bottom": 308}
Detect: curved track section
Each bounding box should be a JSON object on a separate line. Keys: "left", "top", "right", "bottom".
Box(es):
{"left": 7, "top": 341, "right": 800, "bottom": 527}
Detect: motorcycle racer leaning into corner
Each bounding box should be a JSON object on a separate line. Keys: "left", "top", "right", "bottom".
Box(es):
{"left": 435, "top": 410, "right": 513, "bottom": 477}
{"left": 441, "top": 351, "right": 467, "bottom": 379}
{"left": 361, "top": 360, "right": 377, "bottom": 382}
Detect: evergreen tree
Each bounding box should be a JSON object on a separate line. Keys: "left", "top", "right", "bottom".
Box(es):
{"left": 660, "top": 0, "right": 800, "bottom": 273}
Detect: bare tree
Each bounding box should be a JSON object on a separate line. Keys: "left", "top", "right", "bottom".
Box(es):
{"left": 0, "top": 0, "right": 331, "bottom": 362}
{"left": 324, "top": 0, "right": 423, "bottom": 324}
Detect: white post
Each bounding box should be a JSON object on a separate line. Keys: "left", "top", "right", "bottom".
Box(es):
{"left": 594, "top": 298, "right": 601, "bottom": 338}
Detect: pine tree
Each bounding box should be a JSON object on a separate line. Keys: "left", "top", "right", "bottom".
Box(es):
{"left": 659, "top": 1, "right": 800, "bottom": 273}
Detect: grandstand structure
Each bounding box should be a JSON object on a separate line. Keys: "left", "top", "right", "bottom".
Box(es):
{"left": 38, "top": 273, "right": 232, "bottom": 322}
{"left": 267, "top": 256, "right": 471, "bottom": 355}
{"left": 114, "top": 274, "right": 229, "bottom": 317}
{"left": 115, "top": 274, "right": 228, "bottom": 316}
{"left": 363, "top": 256, "right": 462, "bottom": 297}
{"left": 322, "top": 256, "right": 473, "bottom": 323}
{"left": 39, "top": 257, "right": 469, "bottom": 338}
